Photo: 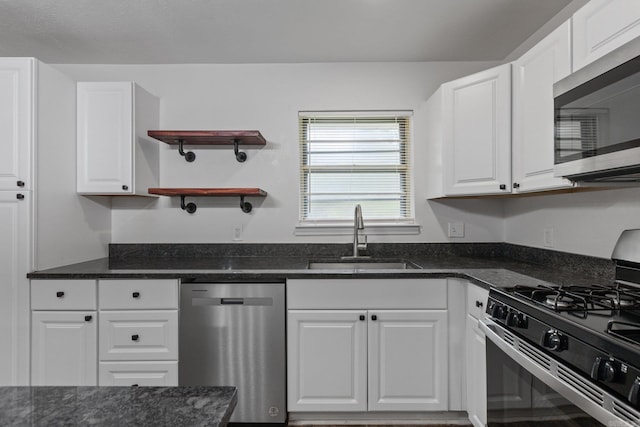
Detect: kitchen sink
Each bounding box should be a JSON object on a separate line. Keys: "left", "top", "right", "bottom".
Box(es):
{"left": 307, "top": 258, "right": 422, "bottom": 270}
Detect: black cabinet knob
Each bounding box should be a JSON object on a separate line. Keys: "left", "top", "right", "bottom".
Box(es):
{"left": 475, "top": 300, "right": 483, "bottom": 308}
{"left": 56, "top": 291, "right": 64, "bottom": 298}
{"left": 131, "top": 334, "right": 139, "bottom": 342}
{"left": 84, "top": 315, "right": 92, "bottom": 322}
{"left": 16, "top": 194, "right": 24, "bottom": 200}
{"left": 17, "top": 180, "right": 25, "bottom": 187}
{"left": 513, "top": 183, "right": 520, "bottom": 189}
{"left": 499, "top": 184, "right": 506, "bottom": 190}
{"left": 359, "top": 315, "right": 365, "bottom": 321}
{"left": 371, "top": 315, "right": 377, "bottom": 321}
{"left": 122, "top": 185, "right": 129, "bottom": 191}
{"left": 132, "top": 292, "right": 140, "bottom": 298}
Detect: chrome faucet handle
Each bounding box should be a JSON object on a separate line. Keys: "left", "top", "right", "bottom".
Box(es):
{"left": 358, "top": 234, "right": 368, "bottom": 250}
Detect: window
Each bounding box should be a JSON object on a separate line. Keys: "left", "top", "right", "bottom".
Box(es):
{"left": 298, "top": 111, "right": 413, "bottom": 226}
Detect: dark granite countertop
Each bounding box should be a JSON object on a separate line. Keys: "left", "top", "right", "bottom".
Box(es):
{"left": 0, "top": 386, "right": 237, "bottom": 427}
{"left": 27, "top": 242, "right": 615, "bottom": 291}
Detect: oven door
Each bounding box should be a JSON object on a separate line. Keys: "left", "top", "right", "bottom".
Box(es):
{"left": 480, "top": 318, "right": 634, "bottom": 426}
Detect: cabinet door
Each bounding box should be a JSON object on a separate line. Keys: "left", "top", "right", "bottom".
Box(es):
{"left": 287, "top": 310, "right": 367, "bottom": 412}
{"left": 573, "top": 0, "right": 640, "bottom": 71}
{"left": 0, "top": 58, "right": 32, "bottom": 191}
{"left": 466, "top": 314, "right": 487, "bottom": 427}
{"left": 512, "top": 20, "right": 573, "bottom": 193}
{"left": 0, "top": 192, "right": 30, "bottom": 385}
{"left": 442, "top": 64, "right": 511, "bottom": 196}
{"left": 77, "top": 82, "right": 133, "bottom": 194}
{"left": 31, "top": 311, "right": 97, "bottom": 386}
{"left": 368, "top": 310, "right": 448, "bottom": 411}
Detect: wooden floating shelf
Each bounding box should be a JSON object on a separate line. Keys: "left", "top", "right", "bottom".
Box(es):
{"left": 147, "top": 130, "right": 266, "bottom": 163}
{"left": 148, "top": 187, "right": 267, "bottom": 214}
{"left": 147, "top": 130, "right": 266, "bottom": 146}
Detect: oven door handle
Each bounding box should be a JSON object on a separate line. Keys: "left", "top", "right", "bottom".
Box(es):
{"left": 479, "top": 317, "right": 630, "bottom": 426}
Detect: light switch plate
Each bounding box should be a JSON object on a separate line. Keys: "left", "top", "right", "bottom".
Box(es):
{"left": 448, "top": 222, "right": 464, "bottom": 238}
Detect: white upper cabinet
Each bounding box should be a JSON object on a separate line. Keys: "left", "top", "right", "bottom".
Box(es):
{"left": 77, "top": 82, "right": 159, "bottom": 196}
{"left": 573, "top": 0, "right": 640, "bottom": 71}
{"left": 512, "top": 20, "right": 573, "bottom": 193}
{"left": 0, "top": 58, "right": 32, "bottom": 191}
{"left": 426, "top": 64, "right": 512, "bottom": 198}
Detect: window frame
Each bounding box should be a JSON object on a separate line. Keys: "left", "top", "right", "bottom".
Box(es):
{"left": 296, "top": 111, "right": 418, "bottom": 236}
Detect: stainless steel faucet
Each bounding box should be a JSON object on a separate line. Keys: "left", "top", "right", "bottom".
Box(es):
{"left": 351, "top": 204, "right": 368, "bottom": 258}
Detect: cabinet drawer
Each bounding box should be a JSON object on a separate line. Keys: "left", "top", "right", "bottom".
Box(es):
{"left": 287, "top": 279, "right": 447, "bottom": 309}
{"left": 99, "top": 361, "right": 178, "bottom": 386}
{"left": 99, "top": 311, "right": 178, "bottom": 361}
{"left": 31, "top": 280, "right": 96, "bottom": 310}
{"left": 99, "top": 279, "right": 178, "bottom": 310}
{"left": 467, "top": 284, "right": 489, "bottom": 320}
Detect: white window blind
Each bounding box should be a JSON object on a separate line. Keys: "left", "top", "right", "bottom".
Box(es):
{"left": 299, "top": 112, "right": 413, "bottom": 223}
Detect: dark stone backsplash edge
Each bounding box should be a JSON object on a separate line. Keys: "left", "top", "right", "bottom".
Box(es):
{"left": 109, "top": 242, "right": 614, "bottom": 281}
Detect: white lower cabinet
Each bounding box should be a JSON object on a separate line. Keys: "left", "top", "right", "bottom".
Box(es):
{"left": 31, "top": 311, "right": 97, "bottom": 386}
{"left": 465, "top": 314, "right": 487, "bottom": 427}
{"left": 288, "top": 310, "right": 368, "bottom": 411}
{"left": 30, "top": 279, "right": 98, "bottom": 386}
{"left": 368, "top": 310, "right": 448, "bottom": 411}
{"left": 30, "top": 279, "right": 178, "bottom": 387}
{"left": 98, "top": 279, "right": 179, "bottom": 386}
{"left": 466, "top": 283, "right": 489, "bottom": 427}
{"left": 287, "top": 279, "right": 449, "bottom": 413}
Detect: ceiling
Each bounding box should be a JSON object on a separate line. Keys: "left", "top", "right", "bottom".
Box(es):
{"left": 0, "top": 0, "right": 575, "bottom": 64}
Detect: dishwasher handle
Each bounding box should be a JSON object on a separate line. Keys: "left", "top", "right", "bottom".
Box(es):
{"left": 191, "top": 297, "right": 273, "bottom": 307}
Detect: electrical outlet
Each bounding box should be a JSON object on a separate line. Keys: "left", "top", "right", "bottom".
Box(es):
{"left": 232, "top": 225, "right": 243, "bottom": 241}
{"left": 543, "top": 227, "right": 554, "bottom": 248}
{"left": 448, "top": 222, "right": 465, "bottom": 238}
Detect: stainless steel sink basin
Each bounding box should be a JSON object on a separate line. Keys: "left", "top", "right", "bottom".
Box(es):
{"left": 307, "top": 259, "right": 421, "bottom": 270}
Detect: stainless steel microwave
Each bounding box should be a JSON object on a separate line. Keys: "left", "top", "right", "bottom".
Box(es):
{"left": 554, "top": 36, "right": 640, "bottom": 182}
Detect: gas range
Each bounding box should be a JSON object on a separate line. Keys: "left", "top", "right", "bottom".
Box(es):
{"left": 486, "top": 230, "right": 640, "bottom": 424}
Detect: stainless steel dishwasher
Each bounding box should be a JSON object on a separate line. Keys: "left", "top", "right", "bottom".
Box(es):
{"left": 179, "top": 282, "right": 286, "bottom": 424}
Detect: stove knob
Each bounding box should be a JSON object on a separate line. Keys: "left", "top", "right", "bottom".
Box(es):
{"left": 506, "top": 311, "right": 520, "bottom": 327}
{"left": 542, "top": 330, "right": 567, "bottom": 352}
{"left": 629, "top": 378, "right": 640, "bottom": 408}
{"left": 491, "top": 303, "right": 507, "bottom": 320}
{"left": 505, "top": 311, "right": 527, "bottom": 328}
{"left": 590, "top": 357, "right": 618, "bottom": 382}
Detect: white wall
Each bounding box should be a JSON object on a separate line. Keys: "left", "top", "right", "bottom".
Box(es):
{"left": 56, "top": 61, "right": 505, "bottom": 245}
{"left": 504, "top": 187, "right": 640, "bottom": 259}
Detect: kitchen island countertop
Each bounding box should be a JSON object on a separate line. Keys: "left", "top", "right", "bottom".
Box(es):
{"left": 0, "top": 386, "right": 237, "bottom": 427}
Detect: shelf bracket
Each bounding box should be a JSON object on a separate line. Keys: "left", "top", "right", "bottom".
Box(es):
{"left": 180, "top": 196, "right": 197, "bottom": 214}
{"left": 234, "top": 139, "right": 247, "bottom": 163}
{"left": 176, "top": 139, "right": 196, "bottom": 162}
{"left": 240, "top": 196, "right": 252, "bottom": 213}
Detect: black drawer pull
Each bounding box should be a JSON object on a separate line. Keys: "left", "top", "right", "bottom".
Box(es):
{"left": 16, "top": 194, "right": 24, "bottom": 200}
{"left": 359, "top": 315, "right": 365, "bottom": 321}
{"left": 132, "top": 292, "right": 140, "bottom": 298}
{"left": 132, "top": 334, "right": 140, "bottom": 342}
{"left": 371, "top": 314, "right": 377, "bottom": 321}
{"left": 475, "top": 300, "right": 483, "bottom": 308}
{"left": 56, "top": 291, "right": 64, "bottom": 298}
{"left": 84, "top": 315, "right": 92, "bottom": 322}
